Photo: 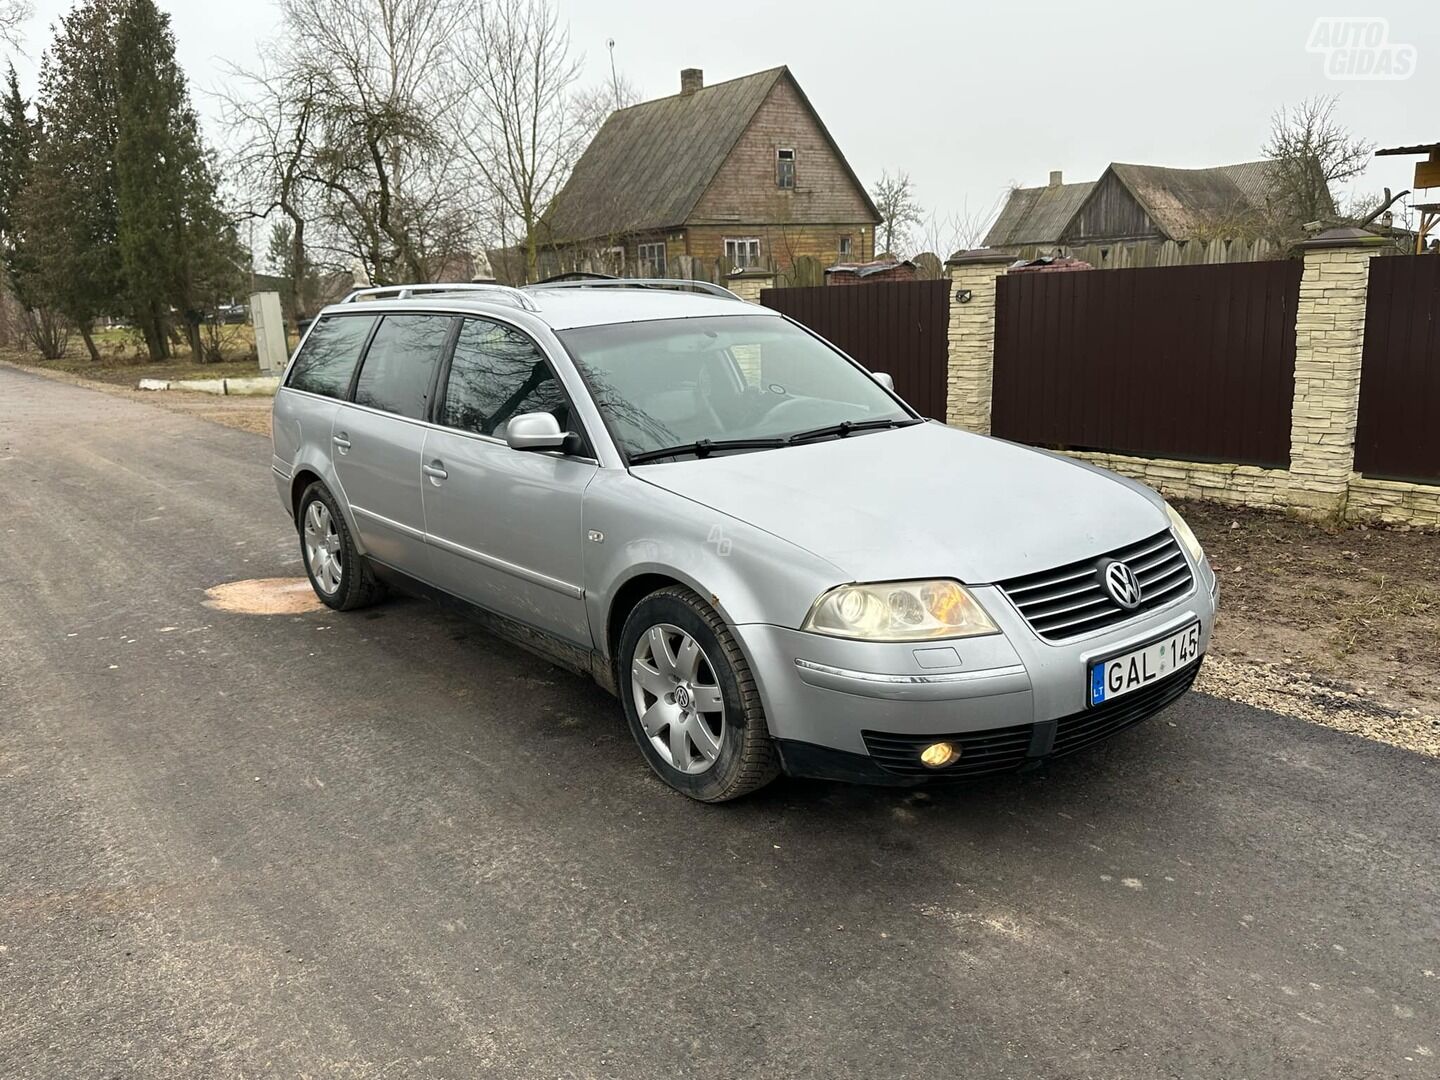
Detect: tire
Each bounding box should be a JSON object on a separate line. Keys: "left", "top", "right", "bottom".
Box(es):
{"left": 618, "top": 586, "right": 780, "bottom": 802}
{"left": 297, "top": 481, "right": 384, "bottom": 611}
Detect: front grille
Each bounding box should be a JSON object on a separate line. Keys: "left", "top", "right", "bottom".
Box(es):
{"left": 997, "top": 530, "right": 1194, "bottom": 641}
{"left": 861, "top": 722, "right": 1034, "bottom": 778}
{"left": 1051, "top": 662, "right": 1200, "bottom": 759}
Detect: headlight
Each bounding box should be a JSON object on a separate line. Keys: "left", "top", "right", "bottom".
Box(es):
{"left": 802, "top": 579, "right": 999, "bottom": 641}
{"left": 1164, "top": 502, "right": 1204, "bottom": 564}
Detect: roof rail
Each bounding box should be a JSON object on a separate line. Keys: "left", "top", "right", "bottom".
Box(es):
{"left": 524, "top": 278, "right": 743, "bottom": 302}
{"left": 339, "top": 282, "right": 539, "bottom": 312}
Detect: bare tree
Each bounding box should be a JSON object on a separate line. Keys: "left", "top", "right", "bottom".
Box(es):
{"left": 452, "top": 0, "right": 585, "bottom": 282}
{"left": 871, "top": 170, "right": 925, "bottom": 257}
{"left": 276, "top": 0, "right": 476, "bottom": 284}
{"left": 219, "top": 58, "right": 321, "bottom": 316}
{"left": 910, "top": 190, "right": 1010, "bottom": 273}
{"left": 1262, "top": 95, "right": 1373, "bottom": 237}
{"left": 0, "top": 1, "right": 30, "bottom": 52}
{"left": 570, "top": 72, "right": 640, "bottom": 143}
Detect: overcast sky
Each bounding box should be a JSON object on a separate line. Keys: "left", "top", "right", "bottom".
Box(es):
{"left": 8, "top": 0, "right": 1436, "bottom": 244}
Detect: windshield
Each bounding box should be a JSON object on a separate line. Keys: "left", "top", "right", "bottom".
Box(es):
{"left": 556, "top": 314, "right": 913, "bottom": 459}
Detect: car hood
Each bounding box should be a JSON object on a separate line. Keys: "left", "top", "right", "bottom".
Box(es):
{"left": 632, "top": 422, "right": 1168, "bottom": 583}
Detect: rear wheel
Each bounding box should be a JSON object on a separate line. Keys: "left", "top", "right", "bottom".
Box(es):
{"left": 618, "top": 586, "right": 779, "bottom": 802}
{"left": 298, "top": 482, "right": 383, "bottom": 611}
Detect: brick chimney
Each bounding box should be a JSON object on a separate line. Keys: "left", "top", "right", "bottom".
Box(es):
{"left": 680, "top": 68, "right": 703, "bottom": 95}
{"left": 1049, "top": 170, "right": 1063, "bottom": 187}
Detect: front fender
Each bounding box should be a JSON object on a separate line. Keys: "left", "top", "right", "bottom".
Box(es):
{"left": 582, "top": 471, "right": 845, "bottom": 662}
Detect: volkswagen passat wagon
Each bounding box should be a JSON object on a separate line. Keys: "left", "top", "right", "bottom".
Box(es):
{"left": 272, "top": 280, "right": 1217, "bottom": 802}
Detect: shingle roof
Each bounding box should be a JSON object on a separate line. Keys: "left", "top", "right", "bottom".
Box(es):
{"left": 983, "top": 180, "right": 1096, "bottom": 246}
{"left": 542, "top": 67, "right": 877, "bottom": 245}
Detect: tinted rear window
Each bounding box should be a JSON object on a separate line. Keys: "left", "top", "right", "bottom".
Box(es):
{"left": 354, "top": 315, "right": 455, "bottom": 420}
{"left": 286, "top": 315, "right": 376, "bottom": 399}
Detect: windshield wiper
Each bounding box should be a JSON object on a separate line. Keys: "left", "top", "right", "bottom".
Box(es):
{"left": 785, "top": 417, "right": 920, "bottom": 446}
{"left": 627, "top": 437, "right": 789, "bottom": 465}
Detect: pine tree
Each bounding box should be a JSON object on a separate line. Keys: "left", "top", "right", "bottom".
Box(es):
{"left": 115, "top": 0, "right": 238, "bottom": 361}
{"left": 25, "top": 0, "right": 123, "bottom": 362}
{"left": 0, "top": 64, "right": 35, "bottom": 291}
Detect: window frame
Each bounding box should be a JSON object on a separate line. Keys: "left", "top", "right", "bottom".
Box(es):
{"left": 837, "top": 235, "right": 853, "bottom": 260}
{"left": 724, "top": 237, "right": 762, "bottom": 270}
{"left": 776, "top": 148, "right": 795, "bottom": 190}
{"left": 342, "top": 312, "right": 460, "bottom": 421}
{"left": 282, "top": 312, "right": 382, "bottom": 401}
{"left": 431, "top": 314, "right": 594, "bottom": 458}
{"left": 637, "top": 241, "right": 667, "bottom": 275}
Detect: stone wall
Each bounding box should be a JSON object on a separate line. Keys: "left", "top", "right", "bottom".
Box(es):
{"left": 944, "top": 231, "right": 1438, "bottom": 527}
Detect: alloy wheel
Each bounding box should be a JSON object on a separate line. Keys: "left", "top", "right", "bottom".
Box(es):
{"left": 303, "top": 500, "right": 343, "bottom": 595}
{"left": 630, "top": 623, "right": 726, "bottom": 774}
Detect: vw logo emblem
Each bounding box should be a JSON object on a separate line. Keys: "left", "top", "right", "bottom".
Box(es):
{"left": 673, "top": 685, "right": 692, "bottom": 710}
{"left": 1100, "top": 559, "right": 1143, "bottom": 610}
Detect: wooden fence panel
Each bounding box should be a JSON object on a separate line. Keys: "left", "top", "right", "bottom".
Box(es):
{"left": 759, "top": 280, "right": 950, "bottom": 419}
{"left": 1354, "top": 256, "right": 1440, "bottom": 483}
{"left": 992, "top": 261, "right": 1301, "bottom": 468}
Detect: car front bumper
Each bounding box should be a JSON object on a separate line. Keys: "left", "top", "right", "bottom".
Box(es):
{"left": 737, "top": 558, "right": 1218, "bottom": 784}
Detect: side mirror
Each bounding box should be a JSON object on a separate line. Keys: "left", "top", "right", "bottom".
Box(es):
{"left": 505, "top": 411, "right": 569, "bottom": 452}
{"left": 872, "top": 371, "right": 896, "bottom": 393}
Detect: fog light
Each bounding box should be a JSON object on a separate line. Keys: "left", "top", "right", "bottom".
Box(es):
{"left": 919, "top": 741, "right": 958, "bottom": 768}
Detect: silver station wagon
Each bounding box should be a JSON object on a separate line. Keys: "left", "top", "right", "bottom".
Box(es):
{"left": 272, "top": 280, "right": 1217, "bottom": 802}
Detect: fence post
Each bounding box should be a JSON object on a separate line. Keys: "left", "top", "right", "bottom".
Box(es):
{"left": 726, "top": 268, "right": 775, "bottom": 304}
{"left": 943, "top": 248, "right": 1012, "bottom": 433}
{"left": 1286, "top": 227, "right": 1389, "bottom": 514}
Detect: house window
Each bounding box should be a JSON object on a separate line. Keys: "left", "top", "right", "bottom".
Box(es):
{"left": 724, "top": 237, "right": 762, "bottom": 270}
{"left": 637, "top": 241, "right": 667, "bottom": 276}
{"left": 837, "top": 235, "right": 853, "bottom": 260}
{"left": 603, "top": 245, "right": 625, "bottom": 275}
{"left": 776, "top": 148, "right": 795, "bottom": 189}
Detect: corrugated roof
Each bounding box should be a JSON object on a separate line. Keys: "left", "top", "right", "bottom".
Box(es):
{"left": 1110, "top": 161, "right": 1279, "bottom": 239}
{"left": 983, "top": 180, "right": 1096, "bottom": 246}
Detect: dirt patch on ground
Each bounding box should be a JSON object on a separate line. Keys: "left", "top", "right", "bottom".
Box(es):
{"left": 204, "top": 578, "right": 323, "bottom": 615}
{"left": 1181, "top": 498, "right": 1440, "bottom": 750}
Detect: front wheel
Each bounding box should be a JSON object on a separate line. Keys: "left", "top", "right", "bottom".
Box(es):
{"left": 618, "top": 586, "right": 780, "bottom": 802}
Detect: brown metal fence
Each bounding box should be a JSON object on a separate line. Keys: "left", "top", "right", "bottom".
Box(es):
{"left": 760, "top": 280, "right": 950, "bottom": 419}
{"left": 1354, "top": 256, "right": 1440, "bottom": 483}
{"left": 992, "top": 261, "right": 1302, "bottom": 468}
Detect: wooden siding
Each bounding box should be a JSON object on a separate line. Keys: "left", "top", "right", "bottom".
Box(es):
{"left": 685, "top": 223, "right": 871, "bottom": 271}
{"left": 690, "top": 77, "right": 876, "bottom": 227}
{"left": 1062, "top": 171, "right": 1163, "bottom": 244}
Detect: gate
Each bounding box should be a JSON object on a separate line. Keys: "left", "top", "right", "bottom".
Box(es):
{"left": 760, "top": 280, "right": 950, "bottom": 418}
{"left": 992, "top": 261, "right": 1302, "bottom": 468}
{"left": 1354, "top": 256, "right": 1440, "bottom": 483}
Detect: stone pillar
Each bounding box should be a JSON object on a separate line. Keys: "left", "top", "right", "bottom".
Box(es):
{"left": 943, "top": 248, "right": 1013, "bottom": 433}
{"left": 1286, "top": 228, "right": 1388, "bottom": 514}
{"left": 726, "top": 268, "right": 776, "bottom": 304}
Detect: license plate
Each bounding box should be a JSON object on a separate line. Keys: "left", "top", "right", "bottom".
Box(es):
{"left": 1089, "top": 622, "right": 1201, "bottom": 707}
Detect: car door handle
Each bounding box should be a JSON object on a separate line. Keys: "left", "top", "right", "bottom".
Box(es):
{"left": 422, "top": 461, "right": 448, "bottom": 482}
{"left": 332, "top": 433, "right": 352, "bottom": 452}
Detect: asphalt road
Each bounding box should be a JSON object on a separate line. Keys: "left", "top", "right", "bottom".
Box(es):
{"left": 2, "top": 363, "right": 1438, "bottom": 1080}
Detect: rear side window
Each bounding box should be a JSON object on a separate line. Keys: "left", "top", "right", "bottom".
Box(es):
{"left": 441, "top": 318, "right": 570, "bottom": 438}
{"left": 353, "top": 314, "right": 455, "bottom": 420}
{"left": 287, "top": 315, "right": 376, "bottom": 398}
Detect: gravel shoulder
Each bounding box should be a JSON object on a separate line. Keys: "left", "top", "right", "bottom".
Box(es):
{"left": 0, "top": 357, "right": 273, "bottom": 437}
{"left": 1181, "top": 498, "right": 1440, "bottom": 755}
